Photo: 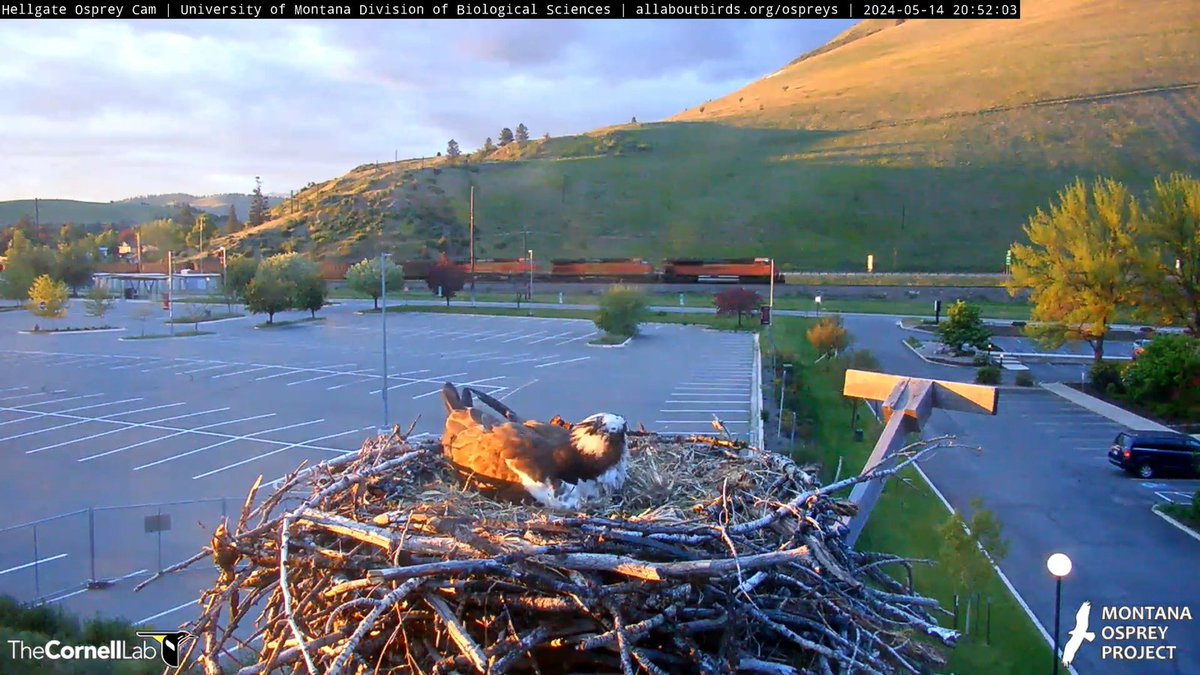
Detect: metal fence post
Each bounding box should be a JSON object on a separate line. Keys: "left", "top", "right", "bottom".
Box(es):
{"left": 88, "top": 507, "right": 96, "bottom": 582}
{"left": 33, "top": 524, "right": 41, "bottom": 599}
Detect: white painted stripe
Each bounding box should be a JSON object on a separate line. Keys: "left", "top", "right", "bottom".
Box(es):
{"left": 0, "top": 554, "right": 68, "bottom": 576}
{"left": 535, "top": 356, "right": 590, "bottom": 368}
{"left": 660, "top": 409, "right": 747, "bottom": 413}
{"left": 24, "top": 405, "right": 221, "bottom": 454}
{"left": 252, "top": 367, "right": 306, "bottom": 382}
{"left": 10, "top": 393, "right": 105, "bottom": 409}
{"left": 656, "top": 420, "right": 749, "bottom": 424}
{"left": 76, "top": 411, "right": 270, "bottom": 461}
{"left": 193, "top": 427, "right": 370, "bottom": 479}
{"left": 0, "top": 402, "right": 186, "bottom": 442}
{"left": 413, "top": 376, "right": 507, "bottom": 400}
{"left": 286, "top": 368, "right": 375, "bottom": 386}
{"left": 370, "top": 372, "right": 468, "bottom": 395}
{"left": 0, "top": 392, "right": 51, "bottom": 402}
{"left": 178, "top": 363, "right": 233, "bottom": 375}
{"left": 0, "top": 386, "right": 28, "bottom": 393}
{"left": 666, "top": 400, "right": 745, "bottom": 404}
{"left": 36, "top": 588, "right": 89, "bottom": 605}
{"left": 664, "top": 393, "right": 745, "bottom": 397}
{"left": 500, "top": 355, "right": 561, "bottom": 366}
{"left": 554, "top": 333, "right": 595, "bottom": 346}
{"left": 502, "top": 331, "right": 546, "bottom": 343}
{"left": 135, "top": 600, "right": 198, "bottom": 626}
{"left": 133, "top": 419, "right": 326, "bottom": 471}
{"left": 498, "top": 379, "right": 538, "bottom": 402}
{"left": 211, "top": 365, "right": 276, "bottom": 379}
{"left": 528, "top": 330, "right": 575, "bottom": 344}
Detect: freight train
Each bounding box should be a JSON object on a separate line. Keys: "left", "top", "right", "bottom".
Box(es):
{"left": 382, "top": 257, "right": 782, "bottom": 284}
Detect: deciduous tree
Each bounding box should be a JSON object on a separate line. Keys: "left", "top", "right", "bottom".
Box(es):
{"left": 245, "top": 275, "right": 291, "bottom": 324}
{"left": 936, "top": 300, "right": 991, "bottom": 355}
{"left": 28, "top": 274, "right": 69, "bottom": 321}
{"left": 224, "top": 256, "right": 259, "bottom": 302}
{"left": 1007, "top": 178, "right": 1141, "bottom": 362}
{"left": 595, "top": 285, "right": 648, "bottom": 338}
{"left": 187, "top": 214, "right": 217, "bottom": 252}
{"left": 426, "top": 256, "right": 465, "bottom": 306}
{"left": 84, "top": 284, "right": 114, "bottom": 319}
{"left": 54, "top": 242, "right": 95, "bottom": 296}
{"left": 807, "top": 316, "right": 852, "bottom": 357}
{"left": 295, "top": 273, "right": 328, "bottom": 318}
{"left": 1132, "top": 173, "right": 1200, "bottom": 335}
{"left": 2, "top": 231, "right": 56, "bottom": 300}
{"left": 345, "top": 257, "right": 404, "bottom": 309}
{"left": 713, "top": 287, "right": 761, "bottom": 327}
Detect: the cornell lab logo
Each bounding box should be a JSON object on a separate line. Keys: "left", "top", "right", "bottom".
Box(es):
{"left": 136, "top": 631, "right": 193, "bottom": 667}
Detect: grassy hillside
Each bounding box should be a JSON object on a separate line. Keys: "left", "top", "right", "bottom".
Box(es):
{"left": 221, "top": 0, "right": 1200, "bottom": 271}
{"left": 0, "top": 199, "right": 173, "bottom": 228}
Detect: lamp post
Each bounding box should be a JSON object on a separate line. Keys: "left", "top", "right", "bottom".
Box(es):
{"left": 815, "top": 295, "right": 822, "bottom": 320}
{"left": 777, "top": 363, "right": 792, "bottom": 436}
{"left": 380, "top": 252, "right": 391, "bottom": 432}
{"left": 527, "top": 249, "right": 534, "bottom": 305}
{"left": 217, "top": 246, "right": 228, "bottom": 311}
{"left": 1047, "top": 553, "right": 1073, "bottom": 675}
{"left": 167, "top": 251, "right": 174, "bottom": 336}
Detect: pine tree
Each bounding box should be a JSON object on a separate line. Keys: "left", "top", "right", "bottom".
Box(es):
{"left": 498, "top": 128, "right": 514, "bottom": 146}
{"left": 447, "top": 139, "right": 461, "bottom": 159}
{"left": 483, "top": 137, "right": 496, "bottom": 153}
{"left": 225, "top": 204, "right": 242, "bottom": 235}
{"left": 515, "top": 123, "right": 529, "bottom": 144}
{"left": 248, "top": 177, "right": 269, "bottom": 228}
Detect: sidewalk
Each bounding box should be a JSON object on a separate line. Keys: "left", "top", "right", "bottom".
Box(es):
{"left": 1040, "top": 382, "right": 1174, "bottom": 431}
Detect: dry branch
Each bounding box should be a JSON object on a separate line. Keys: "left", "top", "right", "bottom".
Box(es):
{"left": 141, "top": 431, "right": 960, "bottom": 673}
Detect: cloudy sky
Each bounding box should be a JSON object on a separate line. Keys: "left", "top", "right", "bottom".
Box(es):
{"left": 0, "top": 19, "right": 854, "bottom": 202}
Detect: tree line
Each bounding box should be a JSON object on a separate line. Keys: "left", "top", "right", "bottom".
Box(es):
{"left": 446, "top": 123, "right": 535, "bottom": 161}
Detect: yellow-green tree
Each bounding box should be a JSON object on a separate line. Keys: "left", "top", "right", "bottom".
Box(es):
{"left": 1133, "top": 173, "right": 1200, "bottom": 335}
{"left": 28, "top": 274, "right": 69, "bottom": 322}
{"left": 1007, "top": 178, "right": 1141, "bottom": 363}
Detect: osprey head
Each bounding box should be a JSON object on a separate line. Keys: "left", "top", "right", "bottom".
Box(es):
{"left": 570, "top": 413, "right": 627, "bottom": 459}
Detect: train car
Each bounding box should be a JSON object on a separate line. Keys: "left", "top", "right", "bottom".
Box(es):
{"left": 549, "top": 258, "right": 657, "bottom": 282}
{"left": 661, "top": 257, "right": 780, "bottom": 284}
{"left": 399, "top": 258, "right": 436, "bottom": 280}
{"left": 459, "top": 258, "right": 544, "bottom": 280}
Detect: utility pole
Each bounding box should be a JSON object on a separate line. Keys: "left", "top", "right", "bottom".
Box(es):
{"left": 528, "top": 249, "right": 534, "bottom": 303}
{"left": 167, "top": 250, "right": 174, "bottom": 336}
{"left": 34, "top": 198, "right": 40, "bottom": 228}
{"left": 136, "top": 229, "right": 143, "bottom": 273}
{"left": 380, "top": 252, "right": 391, "bottom": 431}
{"left": 521, "top": 230, "right": 530, "bottom": 300}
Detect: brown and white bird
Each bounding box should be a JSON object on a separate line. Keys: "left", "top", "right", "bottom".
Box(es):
{"left": 441, "top": 382, "right": 628, "bottom": 509}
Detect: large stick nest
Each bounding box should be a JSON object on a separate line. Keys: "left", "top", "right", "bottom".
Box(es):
{"left": 143, "top": 430, "right": 957, "bottom": 674}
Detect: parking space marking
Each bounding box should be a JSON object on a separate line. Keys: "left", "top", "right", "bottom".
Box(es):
{"left": 327, "top": 368, "right": 431, "bottom": 391}
{"left": 0, "top": 402, "right": 187, "bottom": 443}
{"left": 1155, "top": 491, "right": 1194, "bottom": 504}
{"left": 212, "top": 365, "right": 276, "bottom": 379}
{"left": 528, "top": 330, "right": 575, "bottom": 345}
{"left": 660, "top": 409, "right": 746, "bottom": 413}
{"left": 0, "top": 554, "right": 68, "bottom": 576}
{"left": 666, "top": 399, "right": 745, "bottom": 404}
{"left": 502, "top": 331, "right": 546, "bottom": 343}
{"left": 467, "top": 353, "right": 523, "bottom": 364}
{"left": 554, "top": 333, "right": 595, "bottom": 346}
{"left": 656, "top": 419, "right": 749, "bottom": 424}
{"left": 0, "top": 386, "right": 28, "bottom": 393}
{"left": 135, "top": 600, "right": 198, "bottom": 626}
{"left": 501, "top": 354, "right": 561, "bottom": 366}
{"left": 535, "top": 356, "right": 590, "bottom": 369}
{"left": 192, "top": 426, "right": 369, "bottom": 480}
{"left": 179, "top": 363, "right": 236, "bottom": 375}
{"left": 498, "top": 379, "right": 538, "bottom": 402}
{"left": 0, "top": 396, "right": 150, "bottom": 431}
{"left": 133, "top": 419, "right": 327, "bottom": 471}
{"left": 0, "top": 391, "right": 53, "bottom": 403}
{"left": 370, "top": 372, "right": 468, "bottom": 395}
{"left": 10, "top": 393, "right": 105, "bottom": 410}
{"left": 412, "top": 376, "right": 507, "bottom": 400}
{"left": 287, "top": 368, "right": 374, "bottom": 386}
{"left": 76, "top": 411, "right": 271, "bottom": 461}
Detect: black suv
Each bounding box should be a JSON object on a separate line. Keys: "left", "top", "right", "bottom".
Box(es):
{"left": 1109, "top": 431, "right": 1200, "bottom": 479}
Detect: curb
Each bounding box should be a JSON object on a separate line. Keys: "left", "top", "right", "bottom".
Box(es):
{"left": 165, "top": 315, "right": 247, "bottom": 326}
{"left": 752, "top": 333, "right": 764, "bottom": 450}
{"left": 18, "top": 327, "right": 126, "bottom": 335}
{"left": 118, "top": 332, "right": 213, "bottom": 341}
{"left": 1039, "top": 382, "right": 1173, "bottom": 431}
{"left": 586, "top": 334, "right": 632, "bottom": 348}
{"left": 1151, "top": 505, "right": 1200, "bottom": 544}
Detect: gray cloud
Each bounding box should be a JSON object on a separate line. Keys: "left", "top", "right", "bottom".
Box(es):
{"left": 0, "top": 19, "right": 853, "bottom": 201}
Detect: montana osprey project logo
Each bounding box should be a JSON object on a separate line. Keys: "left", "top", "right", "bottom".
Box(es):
{"left": 1062, "top": 602, "right": 1096, "bottom": 666}
{"left": 136, "top": 631, "right": 193, "bottom": 667}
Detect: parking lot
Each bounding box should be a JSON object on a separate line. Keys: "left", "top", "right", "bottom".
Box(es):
{"left": 921, "top": 388, "right": 1200, "bottom": 675}
{"left": 0, "top": 301, "right": 755, "bottom": 627}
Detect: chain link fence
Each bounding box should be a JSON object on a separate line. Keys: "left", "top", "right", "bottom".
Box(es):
{"left": 0, "top": 497, "right": 233, "bottom": 605}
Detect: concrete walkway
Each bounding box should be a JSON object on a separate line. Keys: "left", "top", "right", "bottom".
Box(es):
{"left": 1040, "top": 382, "right": 1174, "bottom": 431}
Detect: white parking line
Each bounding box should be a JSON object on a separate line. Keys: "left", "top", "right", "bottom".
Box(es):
{"left": 664, "top": 393, "right": 745, "bottom": 397}
{"left": 370, "top": 372, "right": 468, "bottom": 395}
{"left": 76, "top": 411, "right": 270, "bottom": 461}
{"left": 554, "top": 333, "right": 595, "bottom": 346}
{"left": 0, "top": 402, "right": 186, "bottom": 442}
{"left": 412, "top": 376, "right": 507, "bottom": 400}
{"left": 467, "top": 354, "right": 522, "bottom": 364}
{"left": 528, "top": 330, "right": 575, "bottom": 344}
{"left": 666, "top": 400, "right": 745, "bottom": 404}
{"left": 0, "top": 396, "right": 149, "bottom": 431}
{"left": 178, "top": 363, "right": 235, "bottom": 375}
{"left": 211, "top": 365, "right": 276, "bottom": 379}
{"left": 656, "top": 419, "right": 749, "bottom": 424}
{"left": 0, "top": 554, "right": 68, "bottom": 576}
{"left": 502, "top": 331, "right": 546, "bottom": 343}
{"left": 327, "top": 368, "right": 430, "bottom": 391}
{"left": 499, "top": 379, "right": 538, "bottom": 402}
{"left": 0, "top": 386, "right": 28, "bottom": 393}
{"left": 193, "top": 426, "right": 371, "bottom": 480}
{"left": 660, "top": 409, "right": 747, "bottom": 413}
{"left": 287, "top": 368, "right": 375, "bottom": 386}
{"left": 501, "top": 355, "right": 561, "bottom": 366}
{"left": 134, "top": 419, "right": 326, "bottom": 471}
{"left": 252, "top": 367, "right": 306, "bottom": 381}
{"left": 535, "top": 356, "right": 590, "bottom": 368}
{"left": 0, "top": 391, "right": 52, "bottom": 403}
{"left": 135, "top": 600, "right": 198, "bottom": 626}
{"left": 9, "top": 393, "right": 105, "bottom": 410}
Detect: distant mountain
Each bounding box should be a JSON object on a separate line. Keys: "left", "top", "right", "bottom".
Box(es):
{"left": 0, "top": 193, "right": 285, "bottom": 229}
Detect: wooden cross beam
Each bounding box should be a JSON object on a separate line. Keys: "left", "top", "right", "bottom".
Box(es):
{"left": 839, "top": 369, "right": 998, "bottom": 547}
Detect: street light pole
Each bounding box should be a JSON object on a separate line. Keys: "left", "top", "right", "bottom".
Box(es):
{"left": 380, "top": 252, "right": 391, "bottom": 431}
{"left": 777, "top": 363, "right": 791, "bottom": 436}
{"left": 167, "top": 250, "right": 174, "bottom": 336}
{"left": 218, "top": 246, "right": 228, "bottom": 312}
{"left": 1047, "top": 553, "right": 1073, "bottom": 675}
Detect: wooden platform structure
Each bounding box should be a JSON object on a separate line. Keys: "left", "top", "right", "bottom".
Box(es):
{"left": 841, "top": 369, "right": 999, "bottom": 547}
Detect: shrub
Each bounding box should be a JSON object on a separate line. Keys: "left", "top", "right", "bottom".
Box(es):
{"left": 1089, "top": 361, "right": 1125, "bottom": 394}
{"left": 937, "top": 300, "right": 991, "bottom": 355}
{"left": 713, "top": 287, "right": 762, "bottom": 327}
{"left": 1015, "top": 371, "right": 1035, "bottom": 387}
{"left": 1122, "top": 334, "right": 1200, "bottom": 408}
{"left": 972, "top": 353, "right": 993, "bottom": 367}
{"left": 975, "top": 365, "right": 1001, "bottom": 385}
{"left": 807, "top": 316, "right": 851, "bottom": 357}
{"left": 595, "top": 285, "right": 648, "bottom": 337}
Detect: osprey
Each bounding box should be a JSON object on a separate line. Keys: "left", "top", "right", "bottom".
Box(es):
{"left": 440, "top": 383, "right": 628, "bottom": 509}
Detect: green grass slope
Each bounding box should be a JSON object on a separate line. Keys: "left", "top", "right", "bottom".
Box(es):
{"left": 226, "top": 0, "right": 1200, "bottom": 271}
{"left": 0, "top": 199, "right": 173, "bottom": 228}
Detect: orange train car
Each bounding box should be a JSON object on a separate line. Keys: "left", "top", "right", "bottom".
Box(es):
{"left": 661, "top": 257, "right": 780, "bottom": 284}
{"left": 549, "top": 258, "right": 657, "bottom": 281}
{"left": 457, "top": 258, "right": 543, "bottom": 279}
